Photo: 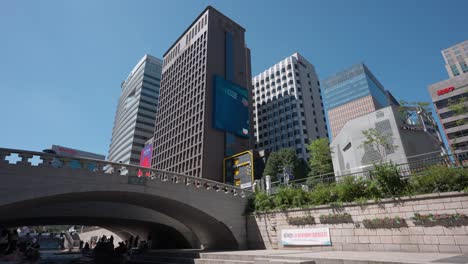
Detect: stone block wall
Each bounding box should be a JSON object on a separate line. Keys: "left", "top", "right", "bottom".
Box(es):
{"left": 246, "top": 192, "right": 468, "bottom": 253}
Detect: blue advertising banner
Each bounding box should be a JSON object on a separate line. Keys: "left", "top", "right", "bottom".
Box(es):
{"left": 213, "top": 75, "right": 249, "bottom": 138}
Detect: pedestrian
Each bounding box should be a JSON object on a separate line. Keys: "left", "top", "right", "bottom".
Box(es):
{"left": 134, "top": 235, "right": 139, "bottom": 248}
{"left": 79, "top": 240, "right": 84, "bottom": 249}
{"left": 147, "top": 235, "right": 152, "bottom": 249}
{"left": 129, "top": 236, "right": 133, "bottom": 249}
{"left": 7, "top": 230, "right": 18, "bottom": 254}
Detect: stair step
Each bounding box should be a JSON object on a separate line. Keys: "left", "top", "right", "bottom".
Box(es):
{"left": 195, "top": 259, "right": 253, "bottom": 264}
{"left": 199, "top": 253, "right": 255, "bottom": 261}
{"left": 131, "top": 256, "right": 195, "bottom": 264}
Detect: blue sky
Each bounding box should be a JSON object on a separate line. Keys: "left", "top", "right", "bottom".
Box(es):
{"left": 0, "top": 0, "right": 466, "bottom": 156}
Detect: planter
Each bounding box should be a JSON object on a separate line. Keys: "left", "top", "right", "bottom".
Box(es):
{"left": 287, "top": 216, "right": 315, "bottom": 225}
{"left": 412, "top": 213, "right": 468, "bottom": 227}
{"left": 362, "top": 216, "right": 407, "bottom": 229}
{"left": 319, "top": 213, "right": 353, "bottom": 224}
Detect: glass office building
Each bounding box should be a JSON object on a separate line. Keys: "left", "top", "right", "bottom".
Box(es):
{"left": 322, "top": 63, "right": 390, "bottom": 139}
{"left": 108, "top": 54, "right": 162, "bottom": 165}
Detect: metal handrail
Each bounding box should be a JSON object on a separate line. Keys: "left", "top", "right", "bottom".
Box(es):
{"left": 270, "top": 151, "right": 467, "bottom": 188}
{"left": 0, "top": 147, "right": 252, "bottom": 196}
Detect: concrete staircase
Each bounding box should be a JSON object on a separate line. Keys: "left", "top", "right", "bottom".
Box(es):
{"left": 129, "top": 250, "right": 200, "bottom": 264}
{"left": 195, "top": 252, "right": 315, "bottom": 264}
{"left": 129, "top": 250, "right": 315, "bottom": 264}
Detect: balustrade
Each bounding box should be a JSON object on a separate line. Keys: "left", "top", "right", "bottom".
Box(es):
{"left": 0, "top": 147, "right": 252, "bottom": 198}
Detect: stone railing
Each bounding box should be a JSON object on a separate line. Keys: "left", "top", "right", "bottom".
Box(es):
{"left": 0, "top": 148, "right": 251, "bottom": 198}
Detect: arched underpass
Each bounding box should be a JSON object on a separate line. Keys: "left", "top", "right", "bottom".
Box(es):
{"left": 0, "top": 148, "right": 252, "bottom": 250}
{"left": 0, "top": 200, "right": 201, "bottom": 249}
{"left": 1, "top": 217, "right": 193, "bottom": 249}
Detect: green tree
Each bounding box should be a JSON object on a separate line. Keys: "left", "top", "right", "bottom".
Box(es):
{"left": 361, "top": 128, "right": 398, "bottom": 162}
{"left": 448, "top": 97, "right": 468, "bottom": 126}
{"left": 447, "top": 96, "right": 468, "bottom": 154}
{"left": 306, "top": 138, "right": 333, "bottom": 177}
{"left": 262, "top": 148, "right": 300, "bottom": 180}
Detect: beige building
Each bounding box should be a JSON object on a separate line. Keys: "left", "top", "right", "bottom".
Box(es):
{"left": 442, "top": 40, "right": 468, "bottom": 78}
{"left": 428, "top": 73, "right": 468, "bottom": 164}
{"left": 327, "top": 95, "right": 379, "bottom": 139}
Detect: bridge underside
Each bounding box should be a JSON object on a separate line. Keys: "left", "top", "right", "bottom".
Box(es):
{"left": 0, "top": 201, "right": 201, "bottom": 249}
{"left": 1, "top": 217, "right": 193, "bottom": 249}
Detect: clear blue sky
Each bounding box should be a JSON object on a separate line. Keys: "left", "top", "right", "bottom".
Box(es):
{"left": 0, "top": 0, "right": 466, "bottom": 156}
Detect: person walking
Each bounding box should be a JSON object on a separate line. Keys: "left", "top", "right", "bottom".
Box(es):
{"left": 134, "top": 236, "right": 139, "bottom": 248}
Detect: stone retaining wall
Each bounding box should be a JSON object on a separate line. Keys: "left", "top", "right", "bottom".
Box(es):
{"left": 246, "top": 192, "right": 468, "bottom": 253}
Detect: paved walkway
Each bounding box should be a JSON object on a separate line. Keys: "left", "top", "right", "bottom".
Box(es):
{"left": 201, "top": 250, "right": 468, "bottom": 264}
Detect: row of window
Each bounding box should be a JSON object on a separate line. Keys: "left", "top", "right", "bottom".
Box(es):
{"left": 254, "top": 64, "right": 299, "bottom": 87}
{"left": 153, "top": 31, "right": 208, "bottom": 175}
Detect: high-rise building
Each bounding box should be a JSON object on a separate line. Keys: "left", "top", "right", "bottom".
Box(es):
{"left": 152, "top": 6, "right": 252, "bottom": 181}
{"left": 428, "top": 42, "right": 468, "bottom": 164}
{"left": 441, "top": 40, "right": 468, "bottom": 78}
{"left": 322, "top": 63, "right": 390, "bottom": 139}
{"left": 108, "top": 54, "right": 162, "bottom": 165}
{"left": 252, "top": 53, "right": 328, "bottom": 160}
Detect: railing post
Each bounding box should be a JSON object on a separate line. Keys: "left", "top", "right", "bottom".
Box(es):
{"left": 265, "top": 175, "right": 271, "bottom": 195}
{"left": 18, "top": 153, "right": 32, "bottom": 166}
{"left": 0, "top": 150, "right": 10, "bottom": 165}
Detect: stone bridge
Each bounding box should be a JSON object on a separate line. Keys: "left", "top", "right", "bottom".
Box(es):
{"left": 0, "top": 148, "right": 251, "bottom": 250}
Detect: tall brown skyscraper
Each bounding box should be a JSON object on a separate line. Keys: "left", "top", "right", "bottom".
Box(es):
{"left": 152, "top": 6, "right": 252, "bottom": 181}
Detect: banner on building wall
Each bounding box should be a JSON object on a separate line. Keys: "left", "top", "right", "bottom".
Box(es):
{"left": 281, "top": 228, "right": 331, "bottom": 246}
{"left": 138, "top": 143, "right": 152, "bottom": 177}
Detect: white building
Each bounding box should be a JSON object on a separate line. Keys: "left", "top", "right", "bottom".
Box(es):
{"left": 331, "top": 105, "right": 445, "bottom": 176}
{"left": 107, "top": 54, "right": 162, "bottom": 165}
{"left": 252, "top": 53, "right": 328, "bottom": 160}
{"left": 442, "top": 40, "right": 468, "bottom": 78}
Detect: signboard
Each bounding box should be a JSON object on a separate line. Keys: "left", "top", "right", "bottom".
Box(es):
{"left": 138, "top": 143, "right": 152, "bottom": 177}
{"left": 437, "top": 86, "right": 455, "bottom": 96}
{"left": 128, "top": 176, "right": 147, "bottom": 185}
{"left": 213, "top": 75, "right": 249, "bottom": 138}
{"left": 401, "top": 125, "right": 424, "bottom": 131}
{"left": 224, "top": 151, "right": 254, "bottom": 189}
{"left": 281, "top": 228, "right": 331, "bottom": 246}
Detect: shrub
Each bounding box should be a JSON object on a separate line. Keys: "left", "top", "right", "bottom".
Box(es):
{"left": 335, "top": 176, "right": 372, "bottom": 202}
{"left": 307, "top": 183, "right": 337, "bottom": 205}
{"left": 409, "top": 165, "right": 468, "bottom": 194}
{"left": 362, "top": 216, "right": 406, "bottom": 229}
{"left": 252, "top": 191, "right": 274, "bottom": 212}
{"left": 319, "top": 213, "right": 353, "bottom": 224}
{"left": 273, "top": 187, "right": 309, "bottom": 209}
{"left": 287, "top": 216, "right": 315, "bottom": 225}
{"left": 371, "top": 163, "right": 407, "bottom": 197}
{"left": 411, "top": 213, "right": 468, "bottom": 227}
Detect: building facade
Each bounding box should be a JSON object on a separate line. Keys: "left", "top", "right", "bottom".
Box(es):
{"left": 252, "top": 53, "right": 328, "bottom": 160}
{"left": 152, "top": 6, "right": 252, "bottom": 181}
{"left": 442, "top": 40, "right": 468, "bottom": 78}
{"left": 108, "top": 54, "right": 162, "bottom": 165}
{"left": 428, "top": 73, "right": 468, "bottom": 163}
{"left": 331, "top": 105, "right": 445, "bottom": 176}
{"left": 322, "top": 63, "right": 391, "bottom": 139}
{"left": 51, "top": 145, "right": 105, "bottom": 160}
